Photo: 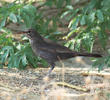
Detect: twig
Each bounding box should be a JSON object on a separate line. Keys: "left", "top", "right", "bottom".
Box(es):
{"left": 81, "top": 71, "right": 110, "bottom": 78}
{"left": 56, "top": 82, "right": 89, "bottom": 92}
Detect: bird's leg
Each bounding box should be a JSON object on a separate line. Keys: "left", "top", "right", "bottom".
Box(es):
{"left": 47, "top": 63, "right": 55, "bottom": 76}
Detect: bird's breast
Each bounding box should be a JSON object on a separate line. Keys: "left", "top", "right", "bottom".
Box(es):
{"left": 30, "top": 40, "right": 44, "bottom": 57}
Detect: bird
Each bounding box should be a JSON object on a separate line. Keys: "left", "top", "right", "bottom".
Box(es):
{"left": 21, "top": 29, "right": 102, "bottom": 76}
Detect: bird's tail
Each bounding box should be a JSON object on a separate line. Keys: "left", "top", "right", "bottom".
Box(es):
{"left": 77, "top": 53, "right": 102, "bottom": 58}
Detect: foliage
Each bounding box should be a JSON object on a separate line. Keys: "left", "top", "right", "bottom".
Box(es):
{"left": 61, "top": 0, "right": 110, "bottom": 69}
{"left": 0, "top": 0, "right": 60, "bottom": 68}
{"left": 93, "top": 49, "right": 110, "bottom": 71}
{"left": 62, "top": 0, "right": 110, "bottom": 51}
{"left": 0, "top": 30, "right": 47, "bottom": 68}
{"left": 0, "top": 0, "right": 110, "bottom": 70}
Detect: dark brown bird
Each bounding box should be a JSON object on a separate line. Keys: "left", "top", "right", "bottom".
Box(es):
{"left": 22, "top": 29, "right": 102, "bottom": 76}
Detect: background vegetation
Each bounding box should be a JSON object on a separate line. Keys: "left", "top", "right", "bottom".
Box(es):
{"left": 0, "top": 0, "right": 110, "bottom": 70}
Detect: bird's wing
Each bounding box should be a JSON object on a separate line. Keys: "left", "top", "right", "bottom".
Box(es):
{"left": 37, "top": 46, "right": 56, "bottom": 53}
{"left": 43, "top": 38, "right": 76, "bottom": 53}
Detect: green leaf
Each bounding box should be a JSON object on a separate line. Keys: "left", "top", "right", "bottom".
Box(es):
{"left": 1, "top": 50, "right": 9, "bottom": 63}
{"left": 67, "top": 28, "right": 80, "bottom": 38}
{"left": 20, "top": 5, "right": 37, "bottom": 28}
{"left": 14, "top": 56, "right": 21, "bottom": 68}
{"left": 21, "top": 54, "right": 28, "bottom": 66}
{"left": 81, "top": 32, "right": 94, "bottom": 52}
{"left": 104, "top": 56, "right": 110, "bottom": 64}
{"left": 96, "top": 10, "right": 104, "bottom": 22}
{"left": 16, "top": 43, "right": 21, "bottom": 50}
{"left": 67, "top": 30, "right": 75, "bottom": 38}
{"left": 61, "top": 11, "right": 71, "bottom": 18}
{"left": 108, "top": 49, "right": 110, "bottom": 54}
{"left": 69, "top": 40, "right": 75, "bottom": 50}
{"left": 98, "top": 31, "right": 107, "bottom": 49}
{"left": 98, "top": 63, "right": 104, "bottom": 71}
{"left": 2, "top": 46, "right": 13, "bottom": 51}
{"left": 66, "top": 5, "right": 73, "bottom": 10}
{"left": 8, "top": 54, "right": 15, "bottom": 68}
{"left": 80, "top": 15, "right": 86, "bottom": 25}
{"left": 89, "top": 12, "right": 95, "bottom": 22}
{"left": 89, "top": 0, "right": 96, "bottom": 9}
{"left": 101, "top": 0, "right": 110, "bottom": 7}
{"left": 68, "top": 17, "right": 79, "bottom": 30}
{"left": 74, "top": 39, "right": 81, "bottom": 51}
{"left": 57, "top": 0, "right": 64, "bottom": 8}
{"left": 44, "top": 0, "right": 53, "bottom": 7}
{"left": 23, "top": 5, "right": 36, "bottom": 16}
{"left": 0, "top": 18, "right": 6, "bottom": 29}
{"left": 9, "top": 13, "right": 17, "bottom": 23}
{"left": 64, "top": 41, "right": 71, "bottom": 48}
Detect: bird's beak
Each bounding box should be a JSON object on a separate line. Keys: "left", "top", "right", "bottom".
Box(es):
{"left": 18, "top": 30, "right": 31, "bottom": 39}
{"left": 21, "top": 30, "right": 29, "bottom": 33}
{"left": 17, "top": 30, "right": 29, "bottom": 34}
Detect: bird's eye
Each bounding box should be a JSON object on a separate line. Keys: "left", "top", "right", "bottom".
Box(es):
{"left": 28, "top": 30, "right": 31, "bottom": 33}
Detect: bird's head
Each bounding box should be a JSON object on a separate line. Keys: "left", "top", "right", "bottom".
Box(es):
{"left": 22, "top": 29, "right": 37, "bottom": 39}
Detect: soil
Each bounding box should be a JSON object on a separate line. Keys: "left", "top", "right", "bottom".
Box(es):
{"left": 0, "top": 59, "right": 110, "bottom": 100}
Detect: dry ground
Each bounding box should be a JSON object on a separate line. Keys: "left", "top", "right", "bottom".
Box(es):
{"left": 0, "top": 58, "right": 110, "bottom": 100}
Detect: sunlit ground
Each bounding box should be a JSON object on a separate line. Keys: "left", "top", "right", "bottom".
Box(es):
{"left": 0, "top": 57, "right": 110, "bottom": 100}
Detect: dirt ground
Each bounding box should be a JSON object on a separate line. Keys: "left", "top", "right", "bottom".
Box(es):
{"left": 0, "top": 58, "right": 110, "bottom": 100}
